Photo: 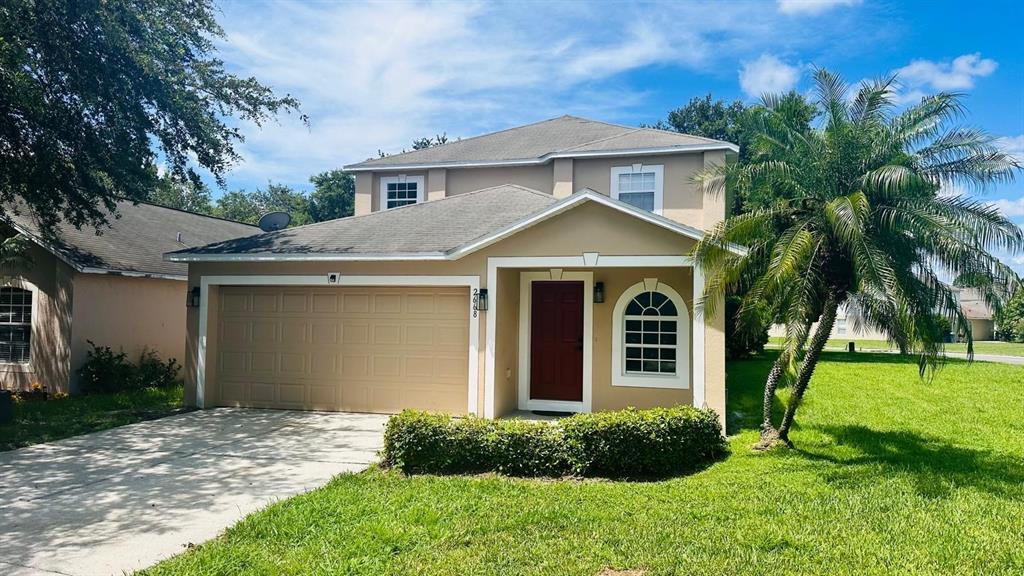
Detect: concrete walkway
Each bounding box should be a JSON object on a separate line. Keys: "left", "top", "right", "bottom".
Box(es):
{"left": 0, "top": 408, "right": 388, "bottom": 576}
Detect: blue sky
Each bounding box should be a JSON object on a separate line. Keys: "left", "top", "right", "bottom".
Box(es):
{"left": 213, "top": 0, "right": 1023, "bottom": 264}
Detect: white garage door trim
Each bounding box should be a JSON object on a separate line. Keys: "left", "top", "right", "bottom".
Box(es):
{"left": 196, "top": 275, "right": 481, "bottom": 414}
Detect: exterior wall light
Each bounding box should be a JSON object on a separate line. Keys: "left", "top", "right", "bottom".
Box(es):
{"left": 594, "top": 282, "right": 605, "bottom": 303}
{"left": 187, "top": 286, "right": 201, "bottom": 308}
{"left": 473, "top": 288, "right": 488, "bottom": 316}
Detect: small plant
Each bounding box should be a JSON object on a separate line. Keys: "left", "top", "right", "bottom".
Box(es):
{"left": 78, "top": 341, "right": 181, "bottom": 394}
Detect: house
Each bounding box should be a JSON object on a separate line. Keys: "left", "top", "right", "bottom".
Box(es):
{"left": 957, "top": 288, "right": 995, "bottom": 341}
{"left": 768, "top": 287, "right": 997, "bottom": 343}
{"left": 166, "top": 115, "right": 739, "bottom": 426}
{"left": 0, "top": 201, "right": 258, "bottom": 393}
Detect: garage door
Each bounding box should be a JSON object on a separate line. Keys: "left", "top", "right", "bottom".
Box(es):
{"left": 214, "top": 285, "right": 470, "bottom": 413}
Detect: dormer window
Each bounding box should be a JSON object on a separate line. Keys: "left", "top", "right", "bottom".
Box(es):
{"left": 381, "top": 175, "right": 424, "bottom": 210}
{"left": 611, "top": 164, "right": 664, "bottom": 214}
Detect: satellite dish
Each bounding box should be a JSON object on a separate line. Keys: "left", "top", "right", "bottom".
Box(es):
{"left": 257, "top": 211, "right": 291, "bottom": 232}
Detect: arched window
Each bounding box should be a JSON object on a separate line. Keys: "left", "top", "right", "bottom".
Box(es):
{"left": 0, "top": 286, "right": 32, "bottom": 363}
{"left": 612, "top": 280, "right": 689, "bottom": 389}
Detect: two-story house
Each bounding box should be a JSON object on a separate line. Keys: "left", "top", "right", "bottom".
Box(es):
{"left": 167, "top": 116, "right": 741, "bottom": 426}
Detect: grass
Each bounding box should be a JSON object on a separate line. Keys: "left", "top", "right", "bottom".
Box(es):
{"left": 768, "top": 336, "right": 1024, "bottom": 357}
{"left": 0, "top": 385, "right": 185, "bottom": 451}
{"left": 142, "top": 355, "right": 1024, "bottom": 576}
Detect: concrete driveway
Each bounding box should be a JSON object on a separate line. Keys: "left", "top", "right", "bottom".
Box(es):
{"left": 0, "top": 408, "right": 388, "bottom": 576}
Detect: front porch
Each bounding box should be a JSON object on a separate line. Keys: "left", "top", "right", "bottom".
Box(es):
{"left": 484, "top": 254, "right": 707, "bottom": 419}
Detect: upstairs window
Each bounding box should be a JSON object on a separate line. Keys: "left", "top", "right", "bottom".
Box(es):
{"left": 380, "top": 175, "right": 424, "bottom": 209}
{"left": 611, "top": 164, "right": 664, "bottom": 214}
{"left": 0, "top": 287, "right": 32, "bottom": 363}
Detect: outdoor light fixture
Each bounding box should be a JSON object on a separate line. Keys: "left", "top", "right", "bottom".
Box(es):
{"left": 476, "top": 288, "right": 489, "bottom": 311}
{"left": 186, "top": 286, "right": 201, "bottom": 308}
{"left": 594, "top": 282, "right": 605, "bottom": 303}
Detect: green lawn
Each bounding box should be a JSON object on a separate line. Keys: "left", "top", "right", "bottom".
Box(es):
{"left": 0, "top": 385, "right": 185, "bottom": 451}
{"left": 768, "top": 336, "right": 1024, "bottom": 357}
{"left": 143, "top": 355, "right": 1024, "bottom": 575}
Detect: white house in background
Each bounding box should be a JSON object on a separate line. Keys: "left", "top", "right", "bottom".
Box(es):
{"left": 768, "top": 287, "right": 997, "bottom": 343}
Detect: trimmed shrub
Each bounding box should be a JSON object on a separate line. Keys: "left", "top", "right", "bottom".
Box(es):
{"left": 381, "top": 405, "right": 725, "bottom": 479}
{"left": 561, "top": 406, "right": 726, "bottom": 478}
{"left": 79, "top": 341, "right": 181, "bottom": 394}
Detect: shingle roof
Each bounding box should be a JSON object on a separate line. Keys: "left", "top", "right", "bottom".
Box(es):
{"left": 166, "top": 184, "right": 559, "bottom": 259}
{"left": 166, "top": 186, "right": 746, "bottom": 262}
{"left": 344, "top": 115, "right": 736, "bottom": 171}
{"left": 3, "top": 201, "right": 259, "bottom": 279}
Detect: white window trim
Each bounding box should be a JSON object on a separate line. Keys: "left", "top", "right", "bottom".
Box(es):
{"left": 0, "top": 278, "right": 37, "bottom": 371}
{"left": 379, "top": 174, "right": 424, "bottom": 210}
{"left": 195, "top": 274, "right": 480, "bottom": 414}
{"left": 610, "top": 164, "right": 664, "bottom": 215}
{"left": 517, "top": 270, "right": 593, "bottom": 413}
{"left": 611, "top": 279, "right": 689, "bottom": 389}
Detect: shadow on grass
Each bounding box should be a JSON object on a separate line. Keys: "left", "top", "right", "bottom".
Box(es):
{"left": 801, "top": 424, "right": 1024, "bottom": 499}
{"left": 723, "top": 350, "right": 968, "bottom": 436}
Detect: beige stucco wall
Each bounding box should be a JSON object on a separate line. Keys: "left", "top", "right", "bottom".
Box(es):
{"left": 69, "top": 274, "right": 187, "bottom": 391}
{"left": 352, "top": 150, "right": 716, "bottom": 229}
{"left": 0, "top": 243, "right": 74, "bottom": 393}
{"left": 445, "top": 165, "right": 554, "bottom": 196}
{"left": 573, "top": 153, "right": 706, "bottom": 229}
{"left": 184, "top": 200, "right": 727, "bottom": 427}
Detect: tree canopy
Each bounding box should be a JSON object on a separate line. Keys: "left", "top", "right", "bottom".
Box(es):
{"left": 694, "top": 69, "right": 1022, "bottom": 447}
{"left": 0, "top": 0, "right": 302, "bottom": 233}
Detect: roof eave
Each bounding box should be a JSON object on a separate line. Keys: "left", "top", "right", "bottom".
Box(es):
{"left": 343, "top": 143, "right": 739, "bottom": 172}
{"left": 164, "top": 251, "right": 449, "bottom": 263}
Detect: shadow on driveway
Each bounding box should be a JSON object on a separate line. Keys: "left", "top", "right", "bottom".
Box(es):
{"left": 0, "top": 408, "right": 388, "bottom": 576}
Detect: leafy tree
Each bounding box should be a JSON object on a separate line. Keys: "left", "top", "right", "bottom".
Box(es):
{"left": 308, "top": 170, "right": 355, "bottom": 222}
{"left": 694, "top": 70, "right": 1022, "bottom": 449}
{"left": 0, "top": 233, "right": 32, "bottom": 269}
{"left": 213, "top": 184, "right": 310, "bottom": 227}
{"left": 146, "top": 173, "right": 214, "bottom": 215}
{"left": 995, "top": 289, "right": 1024, "bottom": 342}
{"left": 0, "top": 0, "right": 302, "bottom": 233}
{"left": 412, "top": 133, "right": 448, "bottom": 150}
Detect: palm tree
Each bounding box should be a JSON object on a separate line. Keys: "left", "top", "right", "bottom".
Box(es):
{"left": 695, "top": 69, "right": 1023, "bottom": 448}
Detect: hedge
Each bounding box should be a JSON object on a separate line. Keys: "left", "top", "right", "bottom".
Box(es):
{"left": 381, "top": 405, "right": 726, "bottom": 479}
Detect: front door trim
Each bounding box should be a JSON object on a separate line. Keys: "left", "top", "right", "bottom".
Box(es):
{"left": 518, "top": 271, "right": 593, "bottom": 413}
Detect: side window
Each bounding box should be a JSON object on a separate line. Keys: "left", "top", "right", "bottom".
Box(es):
{"left": 380, "top": 175, "right": 424, "bottom": 209}
{"left": 0, "top": 286, "right": 32, "bottom": 363}
{"left": 611, "top": 164, "right": 664, "bottom": 214}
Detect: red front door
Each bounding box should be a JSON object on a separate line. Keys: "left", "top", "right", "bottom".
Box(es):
{"left": 530, "top": 281, "right": 584, "bottom": 402}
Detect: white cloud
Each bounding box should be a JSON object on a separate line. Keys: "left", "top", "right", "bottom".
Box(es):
{"left": 990, "top": 197, "right": 1024, "bottom": 218}
{"left": 777, "top": 0, "right": 862, "bottom": 15}
{"left": 199, "top": 1, "right": 938, "bottom": 191}
{"left": 997, "top": 135, "right": 1024, "bottom": 163}
{"left": 739, "top": 54, "right": 801, "bottom": 98}
{"left": 894, "top": 53, "right": 997, "bottom": 95}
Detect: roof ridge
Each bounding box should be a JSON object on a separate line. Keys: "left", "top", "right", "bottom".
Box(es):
{"left": 251, "top": 183, "right": 554, "bottom": 237}
{"left": 554, "top": 127, "right": 643, "bottom": 153}
{"left": 353, "top": 116, "right": 574, "bottom": 165}
{"left": 122, "top": 198, "right": 260, "bottom": 229}
{"left": 567, "top": 115, "right": 730, "bottom": 146}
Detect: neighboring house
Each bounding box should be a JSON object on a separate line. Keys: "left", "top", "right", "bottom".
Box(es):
{"left": 0, "top": 201, "right": 258, "bottom": 393}
{"left": 957, "top": 288, "right": 995, "bottom": 341}
{"left": 768, "top": 287, "right": 998, "bottom": 343}
{"left": 166, "top": 115, "right": 740, "bottom": 426}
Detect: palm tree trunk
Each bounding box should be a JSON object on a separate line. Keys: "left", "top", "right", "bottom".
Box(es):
{"left": 777, "top": 295, "right": 840, "bottom": 445}
{"left": 753, "top": 358, "right": 785, "bottom": 449}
